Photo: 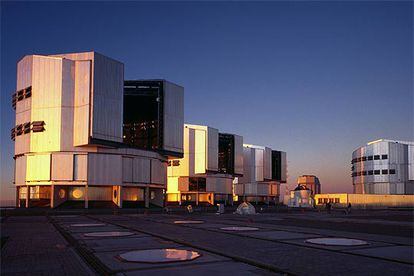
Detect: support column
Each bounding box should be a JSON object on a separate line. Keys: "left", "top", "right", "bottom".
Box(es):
{"left": 16, "top": 187, "right": 19, "bottom": 208}
{"left": 196, "top": 193, "right": 199, "bottom": 206}
{"left": 84, "top": 185, "right": 89, "bottom": 209}
{"left": 25, "top": 186, "right": 30, "bottom": 208}
{"left": 145, "top": 187, "right": 150, "bottom": 208}
{"left": 50, "top": 185, "right": 55, "bottom": 208}
{"left": 118, "top": 186, "right": 123, "bottom": 208}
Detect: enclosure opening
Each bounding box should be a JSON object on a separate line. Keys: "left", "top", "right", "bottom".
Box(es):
{"left": 218, "top": 133, "right": 235, "bottom": 175}
{"left": 123, "top": 80, "right": 163, "bottom": 150}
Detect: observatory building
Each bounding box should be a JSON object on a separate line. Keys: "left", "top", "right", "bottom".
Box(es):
{"left": 233, "top": 144, "right": 287, "bottom": 204}
{"left": 12, "top": 52, "right": 183, "bottom": 208}
{"left": 166, "top": 124, "right": 243, "bottom": 205}
{"left": 352, "top": 139, "right": 414, "bottom": 194}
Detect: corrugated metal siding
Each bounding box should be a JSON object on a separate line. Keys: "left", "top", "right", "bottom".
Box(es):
{"left": 234, "top": 135, "right": 244, "bottom": 175}
{"left": 194, "top": 129, "right": 206, "bottom": 174}
{"left": 26, "top": 154, "right": 51, "bottom": 181}
{"left": 15, "top": 56, "right": 33, "bottom": 156}
{"left": 151, "top": 159, "right": 166, "bottom": 185}
{"left": 15, "top": 156, "right": 27, "bottom": 185}
{"left": 133, "top": 157, "right": 151, "bottom": 183}
{"left": 122, "top": 157, "right": 133, "bottom": 182}
{"left": 207, "top": 127, "right": 218, "bottom": 171}
{"left": 163, "top": 81, "right": 184, "bottom": 155}
{"left": 60, "top": 59, "right": 75, "bottom": 151}
{"left": 73, "top": 60, "right": 91, "bottom": 146}
{"left": 281, "top": 151, "right": 287, "bottom": 182}
{"left": 263, "top": 147, "right": 272, "bottom": 180}
{"left": 408, "top": 145, "right": 414, "bottom": 181}
{"left": 88, "top": 154, "right": 122, "bottom": 185}
{"left": 51, "top": 153, "right": 74, "bottom": 181}
{"left": 74, "top": 154, "right": 87, "bottom": 181}
{"left": 91, "top": 53, "right": 123, "bottom": 142}
{"left": 255, "top": 148, "right": 264, "bottom": 182}
{"left": 30, "top": 56, "right": 63, "bottom": 153}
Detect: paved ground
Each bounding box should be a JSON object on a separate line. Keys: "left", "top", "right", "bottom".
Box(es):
{"left": 1, "top": 209, "right": 413, "bottom": 275}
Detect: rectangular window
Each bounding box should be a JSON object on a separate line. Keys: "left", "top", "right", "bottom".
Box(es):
{"left": 188, "top": 177, "right": 206, "bottom": 192}
{"left": 382, "top": 169, "right": 388, "bottom": 174}
{"left": 23, "top": 122, "right": 31, "bottom": 134}
{"left": 367, "top": 156, "right": 373, "bottom": 161}
{"left": 15, "top": 124, "right": 23, "bottom": 136}
{"left": 389, "top": 169, "right": 396, "bottom": 174}
{"left": 335, "top": 198, "right": 340, "bottom": 203}
{"left": 17, "top": 90, "right": 24, "bottom": 101}
{"left": 362, "top": 156, "right": 367, "bottom": 161}
{"left": 374, "top": 170, "right": 380, "bottom": 175}
{"left": 362, "top": 171, "right": 367, "bottom": 176}
{"left": 123, "top": 80, "right": 163, "bottom": 151}
{"left": 32, "top": 121, "right": 45, "bottom": 132}
{"left": 219, "top": 133, "right": 235, "bottom": 175}
{"left": 368, "top": 170, "right": 373, "bottom": 175}
{"left": 374, "top": 155, "right": 380, "bottom": 160}
{"left": 381, "top": 154, "right": 388, "bottom": 160}
{"left": 24, "top": 86, "right": 32, "bottom": 98}
{"left": 357, "top": 157, "right": 362, "bottom": 162}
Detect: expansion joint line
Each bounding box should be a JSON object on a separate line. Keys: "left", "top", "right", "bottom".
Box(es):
{"left": 48, "top": 216, "right": 115, "bottom": 276}
{"left": 86, "top": 215, "right": 294, "bottom": 276}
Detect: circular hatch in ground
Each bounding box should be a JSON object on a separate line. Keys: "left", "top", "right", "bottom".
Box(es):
{"left": 118, "top": 249, "right": 201, "bottom": 263}
{"left": 306, "top": 238, "right": 368, "bottom": 246}
{"left": 220, "top": 226, "right": 259, "bottom": 231}
{"left": 84, "top": 231, "right": 135, "bottom": 238}
{"left": 173, "top": 220, "right": 204, "bottom": 224}
{"left": 70, "top": 223, "right": 106, "bottom": 227}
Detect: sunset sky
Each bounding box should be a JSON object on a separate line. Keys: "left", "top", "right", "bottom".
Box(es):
{"left": 1, "top": 1, "right": 412, "bottom": 203}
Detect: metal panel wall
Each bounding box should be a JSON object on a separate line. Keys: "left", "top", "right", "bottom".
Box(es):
{"left": 194, "top": 129, "right": 206, "bottom": 174}
{"left": 60, "top": 59, "right": 75, "bottom": 151}
{"left": 74, "top": 154, "right": 87, "bottom": 181}
{"left": 91, "top": 53, "right": 124, "bottom": 143}
{"left": 88, "top": 154, "right": 122, "bottom": 185}
{"left": 234, "top": 134, "right": 244, "bottom": 175}
{"left": 122, "top": 157, "right": 133, "bottom": 183}
{"left": 15, "top": 56, "right": 33, "bottom": 156}
{"left": 51, "top": 153, "right": 74, "bottom": 181}
{"left": 254, "top": 148, "right": 264, "bottom": 182}
{"left": 73, "top": 60, "right": 91, "bottom": 146}
{"left": 133, "top": 157, "right": 151, "bottom": 183}
{"left": 26, "top": 154, "right": 51, "bottom": 181}
{"left": 408, "top": 144, "right": 414, "bottom": 181}
{"left": 30, "top": 56, "right": 63, "bottom": 153}
{"left": 207, "top": 127, "right": 218, "bottom": 172}
{"left": 15, "top": 156, "right": 27, "bottom": 185}
{"left": 263, "top": 147, "right": 272, "bottom": 180}
{"left": 163, "top": 81, "right": 184, "bottom": 155}
{"left": 151, "top": 159, "right": 167, "bottom": 185}
{"left": 88, "top": 186, "right": 112, "bottom": 201}
{"left": 281, "top": 151, "right": 287, "bottom": 182}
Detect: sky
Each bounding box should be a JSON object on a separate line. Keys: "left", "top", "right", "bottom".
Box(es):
{"left": 1, "top": 1, "right": 413, "bottom": 203}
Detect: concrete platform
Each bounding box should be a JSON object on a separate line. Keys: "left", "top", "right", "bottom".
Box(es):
{"left": 346, "top": 245, "right": 414, "bottom": 263}
{"left": 241, "top": 230, "right": 322, "bottom": 240}
{"left": 1, "top": 210, "right": 413, "bottom": 275}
